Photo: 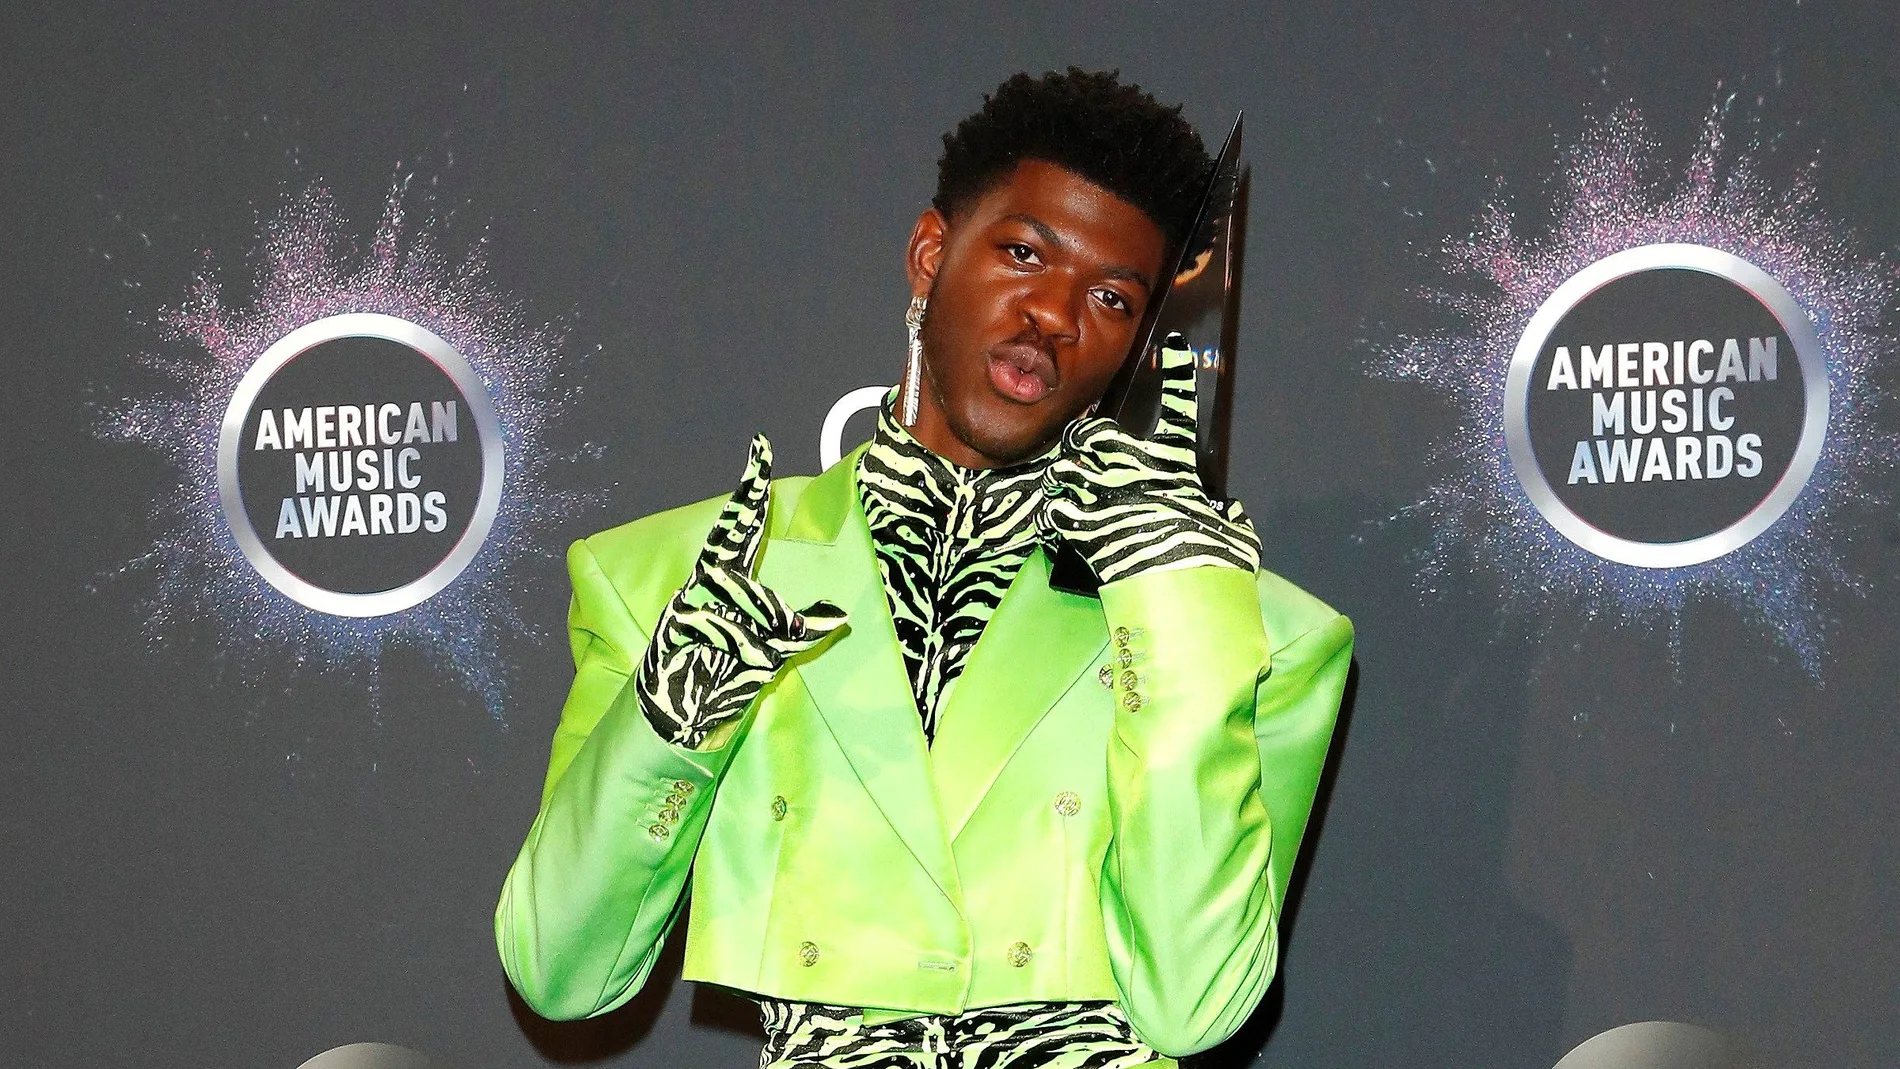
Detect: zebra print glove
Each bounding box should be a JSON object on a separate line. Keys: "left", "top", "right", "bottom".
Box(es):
{"left": 1039, "top": 339, "right": 1261, "bottom": 585}
{"left": 634, "top": 435, "right": 847, "bottom": 749}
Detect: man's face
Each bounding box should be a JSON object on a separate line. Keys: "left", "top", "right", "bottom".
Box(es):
{"left": 904, "top": 159, "right": 1168, "bottom": 468}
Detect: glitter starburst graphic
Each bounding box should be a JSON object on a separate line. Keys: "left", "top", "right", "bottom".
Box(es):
{"left": 1377, "top": 105, "right": 1898, "bottom": 673}
{"left": 97, "top": 181, "right": 590, "bottom": 716}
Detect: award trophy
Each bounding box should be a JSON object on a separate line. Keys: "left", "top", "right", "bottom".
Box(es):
{"left": 1048, "top": 113, "right": 1250, "bottom": 595}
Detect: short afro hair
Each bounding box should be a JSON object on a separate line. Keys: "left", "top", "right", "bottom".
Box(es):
{"left": 934, "top": 68, "right": 1213, "bottom": 256}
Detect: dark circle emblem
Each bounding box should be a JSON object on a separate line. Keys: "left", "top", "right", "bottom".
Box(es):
{"left": 1504, "top": 245, "right": 1827, "bottom": 567}
{"left": 217, "top": 313, "right": 504, "bottom": 616}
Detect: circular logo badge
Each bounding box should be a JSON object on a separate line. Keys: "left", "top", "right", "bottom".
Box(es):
{"left": 217, "top": 313, "right": 505, "bottom": 616}
{"left": 1552, "top": 1021, "right": 1759, "bottom": 1069}
{"left": 1504, "top": 244, "right": 1828, "bottom": 568}
{"left": 296, "top": 1043, "right": 438, "bottom": 1069}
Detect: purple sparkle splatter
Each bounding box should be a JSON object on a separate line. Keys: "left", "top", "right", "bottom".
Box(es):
{"left": 98, "top": 182, "right": 591, "bottom": 717}
{"left": 1377, "top": 105, "right": 1898, "bottom": 674}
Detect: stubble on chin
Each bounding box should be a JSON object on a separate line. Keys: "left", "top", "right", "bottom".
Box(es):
{"left": 943, "top": 394, "right": 1071, "bottom": 467}
{"left": 918, "top": 310, "right": 1073, "bottom": 467}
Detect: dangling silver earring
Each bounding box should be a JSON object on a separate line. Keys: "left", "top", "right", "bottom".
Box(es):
{"left": 902, "top": 294, "right": 927, "bottom": 426}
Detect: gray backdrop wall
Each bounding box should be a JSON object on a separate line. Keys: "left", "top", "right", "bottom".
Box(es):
{"left": 5, "top": 2, "right": 1897, "bottom": 1067}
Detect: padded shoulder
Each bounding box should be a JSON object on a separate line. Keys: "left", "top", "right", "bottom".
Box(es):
{"left": 578, "top": 475, "right": 817, "bottom": 620}
{"left": 1254, "top": 567, "right": 1350, "bottom": 652}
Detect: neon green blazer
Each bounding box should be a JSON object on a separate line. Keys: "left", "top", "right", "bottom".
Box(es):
{"left": 495, "top": 446, "right": 1353, "bottom": 1057}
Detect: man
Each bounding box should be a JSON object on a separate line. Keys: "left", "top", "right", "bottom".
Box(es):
{"left": 496, "top": 69, "right": 1353, "bottom": 1068}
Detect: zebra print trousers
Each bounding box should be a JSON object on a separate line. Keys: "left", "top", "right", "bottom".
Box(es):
{"left": 756, "top": 999, "right": 1174, "bottom": 1068}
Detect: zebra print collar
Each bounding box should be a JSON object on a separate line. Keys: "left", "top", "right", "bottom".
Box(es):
{"left": 855, "top": 401, "right": 1052, "bottom": 742}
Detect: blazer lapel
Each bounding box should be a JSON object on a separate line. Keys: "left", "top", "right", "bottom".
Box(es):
{"left": 928, "top": 548, "right": 1109, "bottom": 842}
{"left": 757, "top": 448, "right": 963, "bottom": 906}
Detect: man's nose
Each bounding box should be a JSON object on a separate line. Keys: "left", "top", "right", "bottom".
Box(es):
{"left": 1018, "top": 272, "right": 1082, "bottom": 341}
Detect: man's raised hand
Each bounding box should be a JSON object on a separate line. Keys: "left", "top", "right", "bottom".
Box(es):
{"left": 635, "top": 435, "right": 846, "bottom": 749}
{"left": 1038, "top": 338, "right": 1261, "bottom": 584}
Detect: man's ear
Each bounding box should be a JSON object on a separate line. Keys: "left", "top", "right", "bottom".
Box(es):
{"left": 905, "top": 208, "right": 949, "bottom": 298}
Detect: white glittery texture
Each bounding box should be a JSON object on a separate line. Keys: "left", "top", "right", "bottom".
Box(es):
{"left": 1376, "top": 106, "right": 1898, "bottom": 674}
{"left": 97, "top": 182, "right": 593, "bottom": 718}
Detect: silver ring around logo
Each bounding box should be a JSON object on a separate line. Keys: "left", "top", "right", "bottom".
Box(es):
{"left": 1503, "top": 243, "right": 1829, "bottom": 568}
{"left": 216, "top": 313, "right": 506, "bottom": 617}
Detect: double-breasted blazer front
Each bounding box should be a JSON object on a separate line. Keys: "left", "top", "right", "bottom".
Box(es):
{"left": 496, "top": 444, "right": 1353, "bottom": 1057}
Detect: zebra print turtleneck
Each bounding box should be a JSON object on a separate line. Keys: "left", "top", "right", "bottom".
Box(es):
{"left": 855, "top": 401, "right": 1050, "bottom": 744}
{"left": 752, "top": 405, "right": 1163, "bottom": 1066}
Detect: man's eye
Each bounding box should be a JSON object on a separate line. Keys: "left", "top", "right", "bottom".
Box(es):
{"left": 1094, "top": 288, "right": 1131, "bottom": 313}
{"left": 1004, "top": 243, "right": 1041, "bottom": 265}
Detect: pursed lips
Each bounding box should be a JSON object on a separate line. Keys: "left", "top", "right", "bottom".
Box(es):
{"left": 986, "top": 338, "right": 1059, "bottom": 404}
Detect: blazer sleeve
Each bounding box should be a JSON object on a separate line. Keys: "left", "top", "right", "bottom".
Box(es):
{"left": 1094, "top": 565, "right": 1352, "bottom": 1057}
{"left": 494, "top": 538, "right": 741, "bottom": 1020}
